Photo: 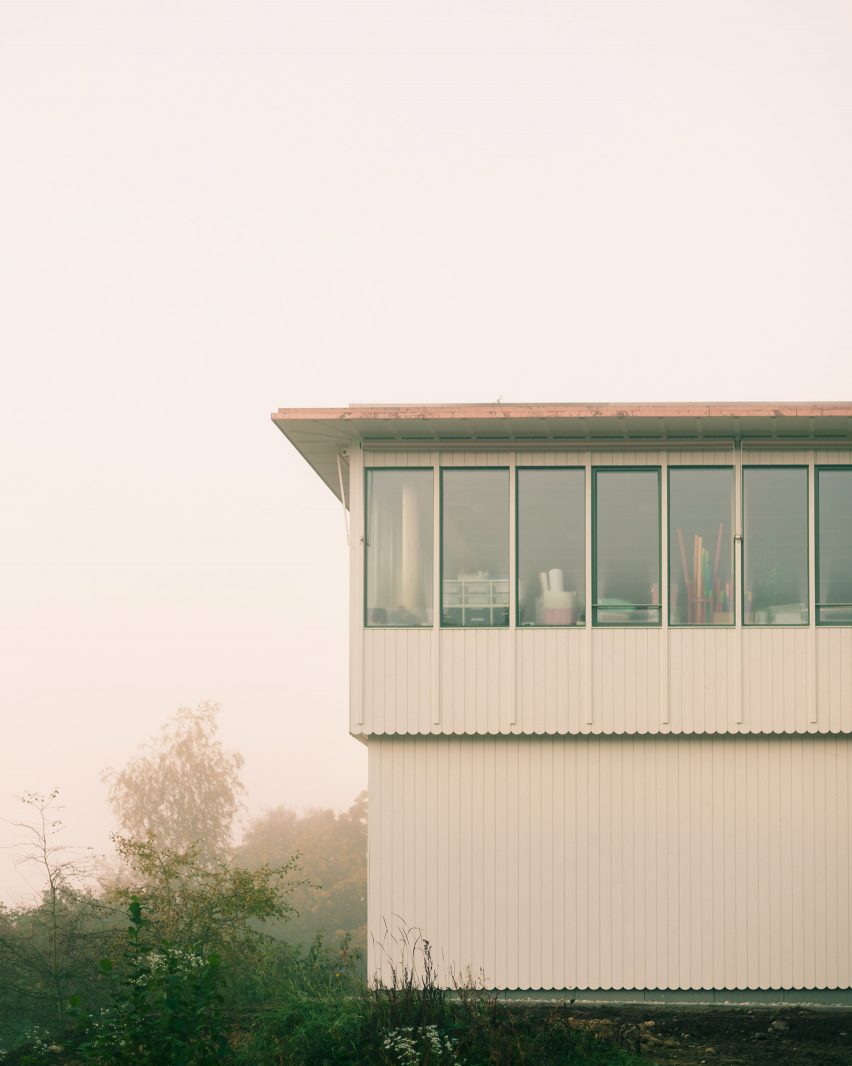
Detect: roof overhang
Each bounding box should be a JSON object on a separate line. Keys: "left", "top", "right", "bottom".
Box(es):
{"left": 272, "top": 402, "right": 852, "bottom": 502}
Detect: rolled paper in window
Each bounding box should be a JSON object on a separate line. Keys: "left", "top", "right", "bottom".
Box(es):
{"left": 548, "top": 568, "right": 564, "bottom": 592}
{"left": 400, "top": 481, "right": 421, "bottom": 610}
{"left": 538, "top": 571, "right": 549, "bottom": 594}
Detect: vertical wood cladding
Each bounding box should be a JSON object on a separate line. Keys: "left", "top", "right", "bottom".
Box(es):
{"left": 368, "top": 735, "right": 852, "bottom": 991}
{"left": 359, "top": 627, "right": 852, "bottom": 734}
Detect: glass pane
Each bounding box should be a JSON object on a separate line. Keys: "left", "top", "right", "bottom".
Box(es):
{"left": 442, "top": 470, "right": 509, "bottom": 627}
{"left": 592, "top": 469, "right": 661, "bottom": 622}
{"left": 668, "top": 469, "right": 734, "bottom": 625}
{"left": 818, "top": 469, "right": 852, "bottom": 624}
{"left": 517, "top": 469, "right": 585, "bottom": 626}
{"left": 593, "top": 470, "right": 660, "bottom": 625}
{"left": 743, "top": 468, "right": 808, "bottom": 625}
{"left": 366, "top": 470, "right": 433, "bottom": 626}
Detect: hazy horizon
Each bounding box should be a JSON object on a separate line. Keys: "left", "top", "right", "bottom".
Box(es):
{"left": 3, "top": 0, "right": 852, "bottom": 904}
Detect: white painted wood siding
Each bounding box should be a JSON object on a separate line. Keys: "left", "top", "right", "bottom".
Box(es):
{"left": 352, "top": 446, "right": 852, "bottom": 737}
{"left": 359, "top": 625, "right": 852, "bottom": 735}
{"left": 368, "top": 735, "right": 852, "bottom": 991}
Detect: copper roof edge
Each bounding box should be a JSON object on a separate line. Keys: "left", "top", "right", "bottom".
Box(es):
{"left": 272, "top": 401, "right": 852, "bottom": 422}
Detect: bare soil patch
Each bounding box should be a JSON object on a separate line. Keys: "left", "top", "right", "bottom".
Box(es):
{"left": 562, "top": 1003, "right": 852, "bottom": 1065}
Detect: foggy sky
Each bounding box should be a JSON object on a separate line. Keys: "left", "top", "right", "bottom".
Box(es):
{"left": 2, "top": 1, "right": 852, "bottom": 903}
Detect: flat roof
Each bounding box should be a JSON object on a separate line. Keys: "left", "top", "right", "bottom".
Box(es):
{"left": 272, "top": 402, "right": 852, "bottom": 501}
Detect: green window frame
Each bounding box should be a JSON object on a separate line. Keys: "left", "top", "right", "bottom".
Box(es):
{"left": 516, "top": 466, "right": 586, "bottom": 627}
{"left": 364, "top": 467, "right": 434, "bottom": 628}
{"left": 592, "top": 467, "right": 661, "bottom": 627}
{"left": 742, "top": 465, "right": 809, "bottom": 626}
{"left": 816, "top": 465, "right": 852, "bottom": 626}
{"left": 441, "top": 467, "right": 510, "bottom": 628}
{"left": 667, "top": 466, "right": 735, "bottom": 627}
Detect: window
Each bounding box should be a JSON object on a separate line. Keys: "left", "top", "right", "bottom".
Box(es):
{"left": 668, "top": 468, "right": 734, "bottom": 625}
{"left": 366, "top": 459, "right": 831, "bottom": 632}
{"left": 441, "top": 469, "right": 509, "bottom": 627}
{"left": 743, "top": 467, "right": 808, "bottom": 625}
{"left": 517, "top": 468, "right": 585, "bottom": 626}
{"left": 365, "top": 469, "right": 433, "bottom": 626}
{"left": 817, "top": 467, "right": 852, "bottom": 624}
{"left": 593, "top": 469, "right": 660, "bottom": 625}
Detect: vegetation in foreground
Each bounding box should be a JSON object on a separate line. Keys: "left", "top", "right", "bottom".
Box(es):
{"left": 2, "top": 901, "right": 642, "bottom": 1065}
{"left": 0, "top": 703, "right": 639, "bottom": 1065}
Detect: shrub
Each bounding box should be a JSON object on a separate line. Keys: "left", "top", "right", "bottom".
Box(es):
{"left": 75, "top": 899, "right": 228, "bottom": 1066}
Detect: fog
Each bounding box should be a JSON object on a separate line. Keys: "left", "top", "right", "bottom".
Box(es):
{"left": 2, "top": 1, "right": 852, "bottom": 902}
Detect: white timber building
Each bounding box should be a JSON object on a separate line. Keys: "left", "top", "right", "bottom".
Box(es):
{"left": 274, "top": 402, "right": 852, "bottom": 1000}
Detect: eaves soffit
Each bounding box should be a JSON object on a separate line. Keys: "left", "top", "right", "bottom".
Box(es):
{"left": 272, "top": 403, "right": 852, "bottom": 501}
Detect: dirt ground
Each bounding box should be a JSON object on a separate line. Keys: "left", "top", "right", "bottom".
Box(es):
{"left": 563, "top": 1003, "right": 852, "bottom": 1065}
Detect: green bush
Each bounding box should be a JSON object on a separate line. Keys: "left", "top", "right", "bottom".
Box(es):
{"left": 75, "top": 899, "right": 228, "bottom": 1066}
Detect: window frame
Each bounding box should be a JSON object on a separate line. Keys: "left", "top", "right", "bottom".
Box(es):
{"left": 741, "top": 463, "right": 810, "bottom": 628}
{"left": 666, "top": 465, "right": 736, "bottom": 628}
{"left": 815, "top": 464, "right": 852, "bottom": 627}
{"left": 440, "top": 465, "right": 511, "bottom": 629}
{"left": 591, "top": 466, "right": 662, "bottom": 628}
{"left": 362, "top": 456, "right": 841, "bottom": 634}
{"left": 363, "top": 466, "right": 435, "bottom": 629}
{"left": 515, "top": 465, "right": 586, "bottom": 628}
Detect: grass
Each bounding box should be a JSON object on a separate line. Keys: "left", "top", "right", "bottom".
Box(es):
{"left": 1, "top": 931, "right": 642, "bottom": 1066}
{"left": 228, "top": 934, "right": 643, "bottom": 1066}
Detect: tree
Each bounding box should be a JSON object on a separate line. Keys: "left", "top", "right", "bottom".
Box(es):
{"left": 235, "top": 792, "right": 367, "bottom": 951}
{"left": 95, "top": 835, "right": 306, "bottom": 1024}
{"left": 108, "top": 834, "right": 300, "bottom": 958}
{"left": 0, "top": 792, "right": 112, "bottom": 1047}
{"left": 102, "top": 701, "right": 244, "bottom": 863}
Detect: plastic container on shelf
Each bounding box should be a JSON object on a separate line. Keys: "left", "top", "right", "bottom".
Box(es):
{"left": 538, "top": 589, "right": 579, "bottom": 626}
